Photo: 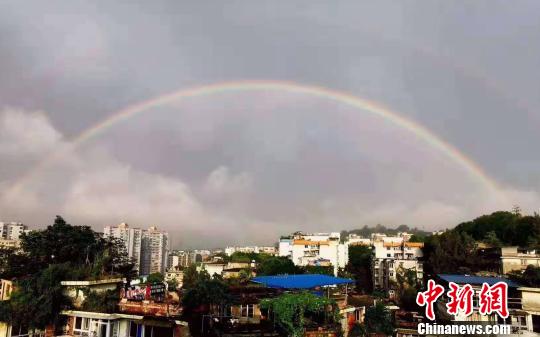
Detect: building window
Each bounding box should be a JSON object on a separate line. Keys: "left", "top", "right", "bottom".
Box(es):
{"left": 73, "top": 317, "right": 91, "bottom": 337}
{"left": 129, "top": 322, "right": 141, "bottom": 337}
{"left": 241, "top": 304, "right": 255, "bottom": 318}
{"left": 521, "top": 259, "right": 528, "bottom": 266}
{"left": 10, "top": 326, "right": 29, "bottom": 337}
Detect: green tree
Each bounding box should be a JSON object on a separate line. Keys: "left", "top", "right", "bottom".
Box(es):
{"left": 21, "top": 216, "right": 104, "bottom": 268}
{"left": 409, "top": 234, "right": 426, "bottom": 243}
{"left": 346, "top": 245, "right": 373, "bottom": 293}
{"left": 167, "top": 278, "right": 179, "bottom": 291}
{"left": 257, "top": 256, "right": 301, "bottom": 276}
{"left": 349, "top": 323, "right": 367, "bottom": 337}
{"left": 423, "top": 230, "right": 477, "bottom": 274}
{"left": 302, "top": 265, "right": 334, "bottom": 275}
{"left": 483, "top": 231, "right": 502, "bottom": 247}
{"left": 0, "top": 216, "right": 133, "bottom": 329}
{"left": 81, "top": 289, "right": 119, "bottom": 313}
{"left": 0, "top": 264, "right": 72, "bottom": 329}
{"left": 261, "top": 292, "right": 340, "bottom": 337}
{"left": 364, "top": 302, "right": 393, "bottom": 336}
{"left": 182, "top": 278, "right": 230, "bottom": 313}
{"left": 509, "top": 265, "right": 540, "bottom": 287}
{"left": 182, "top": 264, "right": 210, "bottom": 289}
{"left": 145, "top": 272, "right": 164, "bottom": 284}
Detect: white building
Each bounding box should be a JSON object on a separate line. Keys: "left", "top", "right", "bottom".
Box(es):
{"left": 372, "top": 236, "right": 424, "bottom": 290}
{"left": 518, "top": 287, "right": 540, "bottom": 335}
{"left": 104, "top": 224, "right": 169, "bottom": 275}
{"left": 501, "top": 246, "right": 540, "bottom": 274}
{"left": 165, "top": 269, "right": 183, "bottom": 289}
{"left": 348, "top": 234, "right": 371, "bottom": 246}
{"left": 0, "top": 222, "right": 27, "bottom": 241}
{"left": 140, "top": 226, "right": 169, "bottom": 275}
{"left": 224, "top": 246, "right": 277, "bottom": 256}
{"left": 198, "top": 262, "right": 226, "bottom": 277}
{"left": 168, "top": 254, "right": 181, "bottom": 270}
{"left": 103, "top": 223, "right": 143, "bottom": 273}
{"left": 279, "top": 232, "right": 348, "bottom": 275}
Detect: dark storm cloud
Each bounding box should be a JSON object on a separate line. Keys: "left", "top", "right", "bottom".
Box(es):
{"left": 0, "top": 1, "right": 539, "bottom": 247}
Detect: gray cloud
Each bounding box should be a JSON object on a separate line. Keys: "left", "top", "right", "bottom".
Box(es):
{"left": 0, "top": 1, "right": 539, "bottom": 247}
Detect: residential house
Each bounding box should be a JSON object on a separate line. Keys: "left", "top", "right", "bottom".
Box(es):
{"left": 372, "top": 237, "right": 424, "bottom": 291}
{"left": 501, "top": 247, "right": 540, "bottom": 274}
{"left": 518, "top": 287, "right": 540, "bottom": 335}
{"left": 279, "top": 232, "right": 348, "bottom": 275}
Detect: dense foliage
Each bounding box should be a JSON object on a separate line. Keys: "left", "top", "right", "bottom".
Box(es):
{"left": 364, "top": 302, "right": 393, "bottom": 335}
{"left": 342, "top": 224, "right": 429, "bottom": 240}
{"left": 0, "top": 216, "right": 134, "bottom": 329}
{"left": 181, "top": 266, "right": 231, "bottom": 316}
{"left": 345, "top": 245, "right": 373, "bottom": 293}
{"left": 454, "top": 211, "right": 540, "bottom": 247}
{"left": 145, "top": 272, "right": 164, "bottom": 284}
{"left": 424, "top": 210, "right": 540, "bottom": 275}
{"left": 257, "top": 256, "right": 302, "bottom": 276}
{"left": 261, "top": 292, "right": 340, "bottom": 337}
{"left": 81, "top": 289, "right": 119, "bottom": 313}
{"left": 395, "top": 267, "right": 420, "bottom": 311}
{"left": 509, "top": 265, "right": 540, "bottom": 287}
{"left": 302, "top": 265, "right": 334, "bottom": 275}
{"left": 229, "top": 251, "right": 273, "bottom": 263}
{"left": 0, "top": 263, "right": 72, "bottom": 328}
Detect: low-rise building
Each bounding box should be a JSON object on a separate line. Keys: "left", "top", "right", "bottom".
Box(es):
{"left": 279, "top": 232, "right": 348, "bottom": 275}
{"left": 165, "top": 269, "right": 183, "bottom": 289}
{"left": 0, "top": 222, "right": 27, "bottom": 241}
{"left": 0, "top": 239, "right": 20, "bottom": 250}
{"left": 61, "top": 278, "right": 123, "bottom": 309}
{"left": 199, "top": 262, "right": 226, "bottom": 277}
{"left": 60, "top": 311, "right": 189, "bottom": 337}
{"left": 372, "top": 237, "right": 424, "bottom": 291}
{"left": 518, "top": 287, "right": 540, "bottom": 335}
{"left": 501, "top": 247, "right": 540, "bottom": 274}
{"left": 224, "top": 246, "right": 277, "bottom": 256}
{"left": 347, "top": 234, "right": 371, "bottom": 246}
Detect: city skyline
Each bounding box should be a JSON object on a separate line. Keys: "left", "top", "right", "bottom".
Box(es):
{"left": 1, "top": 1, "right": 540, "bottom": 248}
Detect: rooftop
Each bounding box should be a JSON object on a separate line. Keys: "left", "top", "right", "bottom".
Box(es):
{"left": 251, "top": 274, "right": 354, "bottom": 289}
{"left": 437, "top": 274, "right": 520, "bottom": 288}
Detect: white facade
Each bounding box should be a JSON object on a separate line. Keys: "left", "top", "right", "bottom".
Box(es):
{"left": 279, "top": 232, "right": 348, "bottom": 275}
{"left": 165, "top": 270, "right": 183, "bottom": 289}
{"left": 140, "top": 226, "right": 169, "bottom": 275}
{"left": 348, "top": 234, "right": 371, "bottom": 246}
{"left": 103, "top": 223, "right": 143, "bottom": 273}
{"left": 0, "top": 222, "right": 27, "bottom": 241}
{"left": 225, "top": 246, "right": 277, "bottom": 256}
{"left": 104, "top": 224, "right": 168, "bottom": 275}
{"left": 518, "top": 287, "right": 540, "bottom": 335}
{"left": 501, "top": 247, "right": 540, "bottom": 274}
{"left": 199, "top": 262, "right": 226, "bottom": 277}
{"left": 168, "top": 254, "right": 180, "bottom": 270}
{"left": 372, "top": 236, "right": 424, "bottom": 290}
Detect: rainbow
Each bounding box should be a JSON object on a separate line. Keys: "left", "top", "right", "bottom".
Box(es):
{"left": 9, "top": 80, "right": 507, "bottom": 201}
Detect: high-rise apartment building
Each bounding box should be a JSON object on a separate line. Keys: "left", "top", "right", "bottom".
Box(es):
{"left": 104, "top": 223, "right": 168, "bottom": 275}
{"left": 140, "top": 226, "right": 169, "bottom": 275}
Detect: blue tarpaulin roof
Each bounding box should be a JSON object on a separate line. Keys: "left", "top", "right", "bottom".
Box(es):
{"left": 251, "top": 274, "right": 354, "bottom": 289}
{"left": 437, "top": 274, "right": 520, "bottom": 288}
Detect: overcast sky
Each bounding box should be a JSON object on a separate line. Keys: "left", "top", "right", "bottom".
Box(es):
{"left": 1, "top": 1, "right": 539, "bottom": 248}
